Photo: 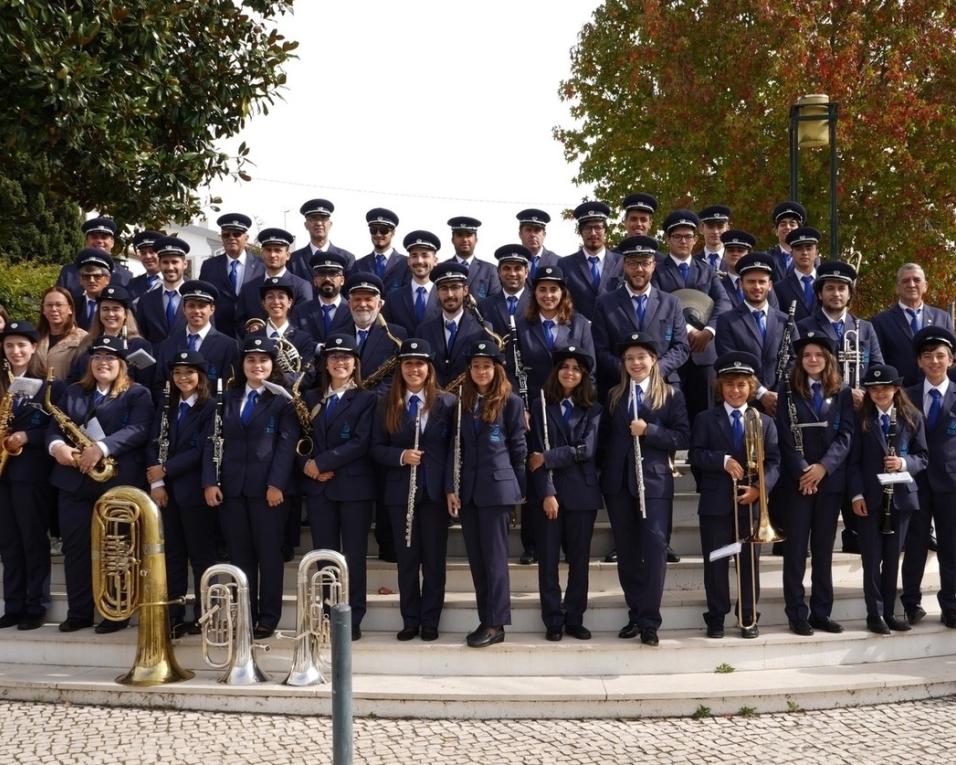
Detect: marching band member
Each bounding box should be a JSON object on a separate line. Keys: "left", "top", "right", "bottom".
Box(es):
{"left": 36, "top": 286, "right": 87, "bottom": 384}
{"left": 478, "top": 245, "right": 531, "bottom": 337}
{"left": 236, "top": 227, "right": 314, "bottom": 332}
{"left": 289, "top": 252, "right": 351, "bottom": 344}
{"left": 197, "top": 212, "right": 262, "bottom": 340}
{"left": 775, "top": 332, "right": 854, "bottom": 635}
{"left": 515, "top": 209, "right": 560, "bottom": 280}
{"left": 201, "top": 336, "right": 299, "bottom": 640}
{"left": 287, "top": 198, "right": 357, "bottom": 279}
{"left": 620, "top": 193, "right": 658, "bottom": 237}
{"left": 370, "top": 339, "right": 456, "bottom": 641}
{"left": 126, "top": 230, "right": 165, "bottom": 302}
{"left": 351, "top": 208, "right": 410, "bottom": 293}
{"left": 446, "top": 340, "right": 527, "bottom": 648}
{"left": 134, "top": 236, "right": 189, "bottom": 344}
{"left": 381, "top": 231, "right": 442, "bottom": 335}
{"left": 146, "top": 350, "right": 217, "bottom": 638}
{"left": 714, "top": 230, "right": 780, "bottom": 310}
{"left": 528, "top": 345, "right": 602, "bottom": 642}
{"left": 300, "top": 334, "right": 377, "bottom": 641}
{"left": 765, "top": 201, "right": 806, "bottom": 283}
{"left": 444, "top": 216, "right": 500, "bottom": 300}
{"left": 697, "top": 205, "right": 732, "bottom": 271}
{"left": 849, "top": 364, "right": 928, "bottom": 634}
{"left": 557, "top": 202, "right": 622, "bottom": 321}
{"left": 772, "top": 227, "right": 820, "bottom": 324}
{"left": 689, "top": 351, "right": 780, "bottom": 639}
{"left": 0, "top": 321, "right": 60, "bottom": 630}
{"left": 47, "top": 336, "right": 153, "bottom": 634}
{"left": 599, "top": 333, "right": 689, "bottom": 645}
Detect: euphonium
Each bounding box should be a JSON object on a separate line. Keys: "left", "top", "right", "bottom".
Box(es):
{"left": 91, "top": 486, "right": 194, "bottom": 685}
{"left": 0, "top": 363, "right": 23, "bottom": 478}
{"left": 198, "top": 563, "right": 270, "bottom": 684}
{"left": 43, "top": 369, "right": 117, "bottom": 482}
{"left": 280, "top": 549, "right": 349, "bottom": 686}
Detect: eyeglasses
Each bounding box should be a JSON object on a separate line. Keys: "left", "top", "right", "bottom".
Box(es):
{"left": 369, "top": 226, "right": 392, "bottom": 236}
{"left": 91, "top": 354, "right": 119, "bottom": 363}
{"left": 80, "top": 272, "right": 110, "bottom": 280}
{"left": 669, "top": 233, "right": 696, "bottom": 242}
{"left": 221, "top": 231, "right": 244, "bottom": 239}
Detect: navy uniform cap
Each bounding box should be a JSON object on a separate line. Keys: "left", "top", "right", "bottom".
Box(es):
{"left": 447, "top": 216, "right": 481, "bottom": 232}
{"left": 321, "top": 333, "right": 360, "bottom": 357}
{"left": 772, "top": 201, "right": 807, "bottom": 225}
{"left": 516, "top": 209, "right": 551, "bottom": 227}
{"left": 216, "top": 213, "right": 252, "bottom": 232}
{"left": 715, "top": 351, "right": 760, "bottom": 377}
{"left": 618, "top": 235, "right": 659, "bottom": 258}
{"left": 155, "top": 236, "right": 190, "bottom": 257}
{"left": 532, "top": 265, "right": 565, "bottom": 285}
{"left": 794, "top": 330, "right": 836, "bottom": 356}
{"left": 132, "top": 230, "right": 164, "bottom": 250}
{"left": 786, "top": 226, "right": 821, "bottom": 247}
{"left": 89, "top": 335, "right": 128, "bottom": 359}
{"left": 309, "top": 252, "right": 348, "bottom": 272}
{"left": 735, "top": 252, "right": 775, "bottom": 277}
{"left": 466, "top": 340, "right": 502, "bottom": 362}
{"left": 168, "top": 349, "right": 209, "bottom": 373}
{"left": 97, "top": 285, "right": 131, "bottom": 307}
{"left": 721, "top": 230, "right": 756, "bottom": 249}
{"left": 76, "top": 248, "right": 115, "bottom": 272}
{"left": 300, "top": 199, "right": 334, "bottom": 218}
{"left": 256, "top": 227, "right": 294, "bottom": 247}
{"left": 241, "top": 335, "right": 277, "bottom": 357}
{"left": 181, "top": 280, "right": 219, "bottom": 303}
{"left": 82, "top": 217, "right": 117, "bottom": 236}
{"left": 615, "top": 331, "right": 660, "bottom": 357}
{"left": 366, "top": 208, "right": 399, "bottom": 228}
{"left": 551, "top": 344, "right": 593, "bottom": 373}
{"left": 345, "top": 272, "right": 384, "bottom": 296}
{"left": 259, "top": 276, "right": 295, "bottom": 299}
{"left": 431, "top": 261, "right": 469, "bottom": 285}
{"left": 913, "top": 326, "right": 956, "bottom": 355}
{"left": 494, "top": 244, "right": 531, "bottom": 266}
{"left": 698, "top": 205, "right": 732, "bottom": 223}
{"left": 862, "top": 364, "right": 901, "bottom": 386}
{"left": 573, "top": 201, "right": 611, "bottom": 223}
{"left": 402, "top": 230, "right": 441, "bottom": 252}
{"left": 622, "top": 193, "right": 658, "bottom": 214}
{"left": 814, "top": 260, "right": 857, "bottom": 286}
{"left": 398, "top": 338, "right": 433, "bottom": 361}
{"left": 0, "top": 320, "right": 38, "bottom": 343}
{"left": 663, "top": 210, "right": 700, "bottom": 233}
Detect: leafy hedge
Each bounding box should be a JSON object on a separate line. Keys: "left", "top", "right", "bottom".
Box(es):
{"left": 0, "top": 258, "right": 63, "bottom": 320}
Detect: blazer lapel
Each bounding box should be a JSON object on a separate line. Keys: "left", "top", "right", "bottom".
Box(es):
{"left": 891, "top": 305, "right": 914, "bottom": 340}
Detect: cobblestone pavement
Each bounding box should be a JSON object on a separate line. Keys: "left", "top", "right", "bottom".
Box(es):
{"left": 1, "top": 697, "right": 955, "bottom": 764}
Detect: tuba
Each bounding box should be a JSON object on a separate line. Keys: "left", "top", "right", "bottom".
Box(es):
{"left": 198, "top": 564, "right": 270, "bottom": 684}
{"left": 44, "top": 369, "right": 117, "bottom": 482}
{"left": 91, "top": 486, "right": 194, "bottom": 685}
{"left": 279, "top": 549, "right": 349, "bottom": 686}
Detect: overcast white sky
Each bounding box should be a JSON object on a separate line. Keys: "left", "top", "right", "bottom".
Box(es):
{"left": 200, "top": 1, "right": 601, "bottom": 261}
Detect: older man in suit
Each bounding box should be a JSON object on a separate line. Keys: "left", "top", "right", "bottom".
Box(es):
{"left": 516, "top": 208, "right": 560, "bottom": 282}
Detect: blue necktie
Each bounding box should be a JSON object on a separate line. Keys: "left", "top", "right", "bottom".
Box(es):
{"left": 147, "top": 273, "right": 160, "bottom": 290}
{"left": 445, "top": 320, "right": 457, "bottom": 351}
{"left": 459, "top": 258, "right": 470, "bottom": 272}
{"left": 631, "top": 386, "right": 643, "bottom": 420}
{"left": 240, "top": 390, "right": 258, "bottom": 425}
{"left": 678, "top": 262, "right": 690, "bottom": 286}
{"left": 270, "top": 330, "right": 280, "bottom": 339}
{"left": 731, "top": 410, "right": 744, "bottom": 449}
{"left": 801, "top": 275, "right": 814, "bottom": 306}
{"left": 506, "top": 295, "right": 518, "bottom": 316}
{"left": 324, "top": 394, "right": 338, "bottom": 421}
{"left": 832, "top": 320, "right": 845, "bottom": 344}
{"left": 187, "top": 333, "right": 199, "bottom": 351}
{"left": 811, "top": 382, "right": 823, "bottom": 417}
{"left": 229, "top": 260, "right": 239, "bottom": 294}
{"left": 881, "top": 413, "right": 890, "bottom": 439}
{"left": 542, "top": 320, "right": 555, "bottom": 350}
{"left": 375, "top": 254, "right": 386, "bottom": 278}
{"left": 734, "top": 278, "right": 743, "bottom": 304}
{"left": 588, "top": 256, "right": 600, "bottom": 290}
{"left": 633, "top": 294, "right": 646, "bottom": 328}
{"left": 87, "top": 299, "right": 96, "bottom": 324}
{"left": 414, "top": 287, "right": 426, "bottom": 323}
{"left": 906, "top": 308, "right": 920, "bottom": 334}
{"left": 784, "top": 252, "right": 793, "bottom": 272}
{"left": 321, "top": 304, "right": 334, "bottom": 334}
{"left": 93, "top": 391, "right": 106, "bottom": 408}
{"left": 177, "top": 401, "right": 190, "bottom": 424}
{"left": 357, "top": 329, "right": 368, "bottom": 348}
{"left": 472, "top": 397, "right": 482, "bottom": 433}
{"left": 928, "top": 389, "right": 942, "bottom": 429}
{"left": 165, "top": 290, "right": 178, "bottom": 327}
{"left": 408, "top": 394, "right": 420, "bottom": 420}
{"left": 708, "top": 252, "right": 720, "bottom": 269}
{"left": 562, "top": 400, "right": 573, "bottom": 424}
{"left": 530, "top": 256, "right": 539, "bottom": 280}
{"left": 753, "top": 309, "right": 766, "bottom": 341}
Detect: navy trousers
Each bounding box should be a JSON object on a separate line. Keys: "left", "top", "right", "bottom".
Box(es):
{"left": 782, "top": 492, "right": 841, "bottom": 622}
{"left": 0, "top": 481, "right": 53, "bottom": 617}
{"left": 700, "top": 508, "right": 761, "bottom": 627}
{"left": 162, "top": 497, "right": 218, "bottom": 624}
{"left": 857, "top": 502, "right": 911, "bottom": 619}
{"left": 460, "top": 503, "right": 512, "bottom": 626}
{"left": 902, "top": 491, "right": 955, "bottom": 613}
{"left": 58, "top": 493, "right": 95, "bottom": 622}
{"left": 387, "top": 500, "right": 448, "bottom": 629}
{"left": 534, "top": 505, "right": 595, "bottom": 630}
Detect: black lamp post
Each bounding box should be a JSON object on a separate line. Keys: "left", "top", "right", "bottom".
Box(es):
{"left": 789, "top": 94, "right": 839, "bottom": 258}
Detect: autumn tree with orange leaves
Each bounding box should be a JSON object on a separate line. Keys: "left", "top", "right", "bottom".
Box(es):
{"left": 555, "top": 1, "right": 956, "bottom": 315}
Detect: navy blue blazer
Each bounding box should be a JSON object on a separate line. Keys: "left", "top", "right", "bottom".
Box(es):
{"left": 418, "top": 310, "right": 493, "bottom": 389}
{"left": 2, "top": 377, "right": 63, "bottom": 484}
{"left": 906, "top": 382, "right": 956, "bottom": 495}
{"left": 776, "top": 385, "right": 854, "bottom": 494}
{"left": 299, "top": 387, "right": 377, "bottom": 502}
{"left": 599, "top": 388, "right": 690, "bottom": 500}
{"left": 197, "top": 253, "right": 266, "bottom": 339}
{"left": 201, "top": 387, "right": 299, "bottom": 497}
{"left": 290, "top": 299, "right": 352, "bottom": 344}
{"left": 152, "top": 329, "right": 240, "bottom": 397}
{"left": 288, "top": 244, "right": 356, "bottom": 282}
{"left": 528, "top": 400, "right": 602, "bottom": 512}
{"left": 773, "top": 270, "right": 818, "bottom": 324}
{"left": 370, "top": 392, "right": 456, "bottom": 506}
{"left": 512, "top": 314, "right": 595, "bottom": 396}
{"left": 72, "top": 291, "right": 102, "bottom": 332}
{"left": 352, "top": 251, "right": 410, "bottom": 294}
{"left": 715, "top": 302, "right": 796, "bottom": 390}
{"left": 478, "top": 291, "right": 531, "bottom": 339}
{"left": 527, "top": 249, "right": 561, "bottom": 284}
{"left": 688, "top": 405, "right": 781, "bottom": 517}
{"left": 718, "top": 272, "right": 781, "bottom": 311}
{"left": 766, "top": 244, "right": 791, "bottom": 285}
{"left": 445, "top": 393, "right": 527, "bottom": 506}
{"left": 235, "top": 272, "right": 314, "bottom": 334}
{"left": 871, "top": 304, "right": 955, "bottom": 387}
{"left": 797, "top": 310, "right": 883, "bottom": 384}
{"left": 592, "top": 287, "right": 689, "bottom": 390}
{"left": 134, "top": 286, "right": 188, "bottom": 345}
{"left": 127, "top": 272, "right": 161, "bottom": 303}
{"left": 848, "top": 409, "right": 927, "bottom": 513}
{"left": 146, "top": 397, "right": 216, "bottom": 507}
{"left": 557, "top": 249, "right": 623, "bottom": 321}
{"left": 46, "top": 382, "right": 153, "bottom": 496}
{"left": 381, "top": 284, "right": 442, "bottom": 336}
{"left": 58, "top": 262, "right": 132, "bottom": 295}
{"left": 443, "top": 257, "right": 500, "bottom": 301}
{"left": 355, "top": 321, "right": 407, "bottom": 395}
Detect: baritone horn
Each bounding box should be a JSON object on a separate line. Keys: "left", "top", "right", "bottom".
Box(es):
{"left": 91, "top": 486, "right": 194, "bottom": 685}
{"left": 198, "top": 563, "right": 270, "bottom": 684}
{"left": 279, "top": 549, "right": 349, "bottom": 686}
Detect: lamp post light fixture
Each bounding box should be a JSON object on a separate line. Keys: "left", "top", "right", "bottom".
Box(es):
{"left": 789, "top": 94, "right": 839, "bottom": 260}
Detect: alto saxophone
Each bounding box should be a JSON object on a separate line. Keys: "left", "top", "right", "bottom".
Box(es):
{"left": 43, "top": 369, "right": 117, "bottom": 483}
{"left": 0, "top": 363, "right": 23, "bottom": 478}
{"left": 361, "top": 314, "right": 403, "bottom": 390}
{"left": 291, "top": 371, "right": 314, "bottom": 457}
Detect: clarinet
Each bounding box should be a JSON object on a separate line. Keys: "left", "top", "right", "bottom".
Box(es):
{"left": 509, "top": 314, "right": 530, "bottom": 411}
{"left": 404, "top": 408, "right": 422, "bottom": 548}
{"left": 157, "top": 381, "right": 171, "bottom": 467}
{"left": 210, "top": 378, "right": 224, "bottom": 486}
{"left": 629, "top": 379, "right": 647, "bottom": 519}
{"left": 775, "top": 300, "right": 797, "bottom": 385}
{"left": 782, "top": 355, "right": 804, "bottom": 458}
{"left": 880, "top": 410, "right": 897, "bottom": 536}
{"left": 539, "top": 390, "right": 554, "bottom": 487}
{"left": 452, "top": 386, "right": 463, "bottom": 508}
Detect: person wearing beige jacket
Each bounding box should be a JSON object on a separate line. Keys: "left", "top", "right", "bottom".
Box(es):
{"left": 36, "top": 286, "right": 87, "bottom": 380}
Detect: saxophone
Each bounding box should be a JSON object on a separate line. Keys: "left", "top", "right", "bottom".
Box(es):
{"left": 0, "top": 362, "right": 23, "bottom": 477}
{"left": 43, "top": 369, "right": 117, "bottom": 483}
{"left": 361, "top": 313, "right": 403, "bottom": 390}
{"left": 291, "top": 371, "right": 314, "bottom": 457}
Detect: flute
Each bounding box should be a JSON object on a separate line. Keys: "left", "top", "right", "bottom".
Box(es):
{"left": 404, "top": 408, "right": 422, "bottom": 547}
{"left": 630, "top": 379, "right": 647, "bottom": 519}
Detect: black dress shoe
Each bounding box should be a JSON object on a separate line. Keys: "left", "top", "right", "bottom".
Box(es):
{"left": 519, "top": 550, "right": 537, "bottom": 565}
{"left": 808, "top": 615, "right": 844, "bottom": 633}
{"left": 706, "top": 624, "right": 724, "bottom": 639}
{"left": 866, "top": 615, "right": 891, "bottom": 635}
{"left": 928, "top": 532, "right": 939, "bottom": 552}
{"left": 665, "top": 546, "right": 680, "bottom": 563}
{"left": 905, "top": 605, "right": 926, "bottom": 625}
{"left": 17, "top": 615, "right": 44, "bottom": 631}
{"left": 420, "top": 626, "right": 439, "bottom": 641}
{"left": 885, "top": 616, "right": 912, "bottom": 632}
{"left": 58, "top": 618, "right": 93, "bottom": 633}
{"left": 187, "top": 620, "right": 203, "bottom": 635}
{"left": 94, "top": 619, "right": 128, "bottom": 634}
{"left": 640, "top": 628, "right": 659, "bottom": 646}
{"left": 604, "top": 549, "right": 618, "bottom": 563}
{"left": 466, "top": 623, "right": 486, "bottom": 642}
{"left": 351, "top": 625, "right": 362, "bottom": 641}
{"left": 397, "top": 626, "right": 419, "bottom": 641}
{"left": 618, "top": 622, "right": 639, "bottom": 639}
{"left": 378, "top": 550, "right": 397, "bottom": 563}
{"left": 467, "top": 626, "right": 504, "bottom": 648}
{"left": 253, "top": 624, "right": 275, "bottom": 640}
{"left": 789, "top": 619, "right": 814, "bottom": 636}
{"left": 545, "top": 629, "right": 562, "bottom": 642}
{"left": 565, "top": 624, "right": 591, "bottom": 640}
{"left": 0, "top": 613, "right": 21, "bottom": 628}
{"left": 740, "top": 625, "right": 760, "bottom": 639}
{"left": 841, "top": 533, "right": 861, "bottom": 554}
{"left": 941, "top": 611, "right": 956, "bottom": 629}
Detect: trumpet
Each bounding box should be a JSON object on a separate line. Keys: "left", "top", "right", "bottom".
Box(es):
{"left": 44, "top": 368, "right": 117, "bottom": 482}
{"left": 840, "top": 328, "right": 862, "bottom": 389}
{"left": 198, "top": 563, "right": 270, "bottom": 684}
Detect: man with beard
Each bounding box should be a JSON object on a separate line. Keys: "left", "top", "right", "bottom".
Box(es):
{"left": 516, "top": 209, "right": 559, "bottom": 282}
{"left": 445, "top": 216, "right": 500, "bottom": 300}
{"left": 479, "top": 244, "right": 531, "bottom": 337}
{"left": 715, "top": 231, "right": 780, "bottom": 311}
{"left": 288, "top": 198, "right": 356, "bottom": 280}
{"left": 344, "top": 273, "right": 407, "bottom": 396}
{"left": 558, "top": 201, "right": 622, "bottom": 321}
{"left": 382, "top": 230, "right": 443, "bottom": 334}
{"left": 289, "top": 252, "right": 351, "bottom": 343}
{"left": 198, "top": 213, "right": 264, "bottom": 338}
{"left": 236, "top": 228, "right": 313, "bottom": 332}
{"left": 351, "top": 208, "right": 409, "bottom": 293}
{"left": 134, "top": 236, "right": 190, "bottom": 343}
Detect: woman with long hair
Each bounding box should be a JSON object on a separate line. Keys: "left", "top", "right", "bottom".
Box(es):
{"left": 527, "top": 345, "right": 602, "bottom": 642}
{"left": 36, "top": 286, "right": 86, "bottom": 380}
{"left": 371, "top": 338, "right": 457, "bottom": 641}
{"left": 446, "top": 340, "right": 527, "bottom": 648}
{"left": 776, "top": 331, "right": 854, "bottom": 636}
{"left": 300, "top": 332, "right": 377, "bottom": 641}
{"left": 46, "top": 336, "right": 153, "bottom": 634}
{"left": 600, "top": 332, "right": 690, "bottom": 646}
